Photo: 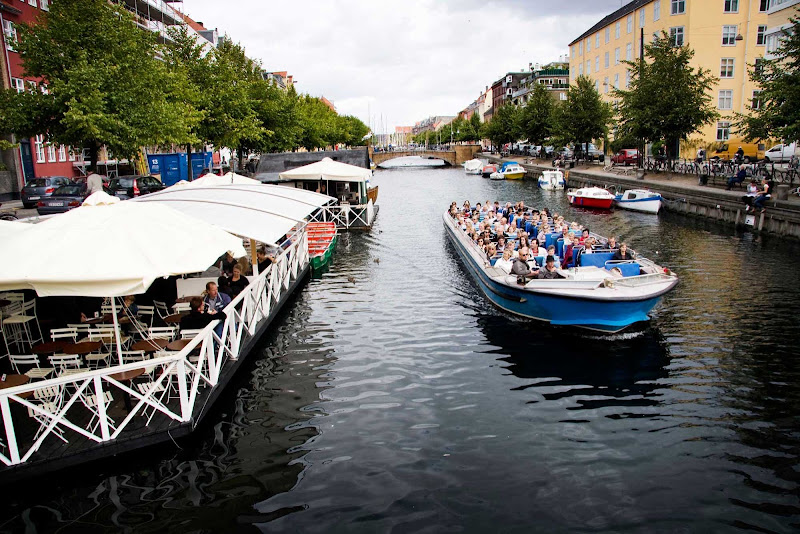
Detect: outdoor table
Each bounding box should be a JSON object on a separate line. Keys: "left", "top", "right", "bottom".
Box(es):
{"left": 166, "top": 338, "right": 194, "bottom": 352}
{"left": 83, "top": 314, "right": 109, "bottom": 325}
{"left": 175, "top": 296, "right": 200, "bottom": 304}
{"left": 110, "top": 368, "right": 146, "bottom": 411}
{"left": 63, "top": 341, "right": 103, "bottom": 355}
{"left": 0, "top": 374, "right": 32, "bottom": 399}
{"left": 85, "top": 314, "right": 131, "bottom": 325}
{"left": 164, "top": 314, "right": 184, "bottom": 324}
{"left": 131, "top": 339, "right": 170, "bottom": 353}
{"left": 31, "top": 340, "right": 70, "bottom": 355}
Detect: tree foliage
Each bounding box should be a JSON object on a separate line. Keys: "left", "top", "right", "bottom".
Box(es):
{"left": 554, "top": 75, "right": 612, "bottom": 151}
{"left": 517, "top": 83, "right": 555, "bottom": 147}
{"left": 0, "top": 0, "right": 199, "bottom": 169}
{"left": 613, "top": 32, "right": 718, "bottom": 158}
{"left": 482, "top": 104, "right": 520, "bottom": 149}
{"left": 735, "top": 13, "right": 800, "bottom": 142}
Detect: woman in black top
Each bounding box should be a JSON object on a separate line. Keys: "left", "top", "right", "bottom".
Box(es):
{"left": 227, "top": 264, "right": 249, "bottom": 298}
{"left": 612, "top": 243, "right": 635, "bottom": 261}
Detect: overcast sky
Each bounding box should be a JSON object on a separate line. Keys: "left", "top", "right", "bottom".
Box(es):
{"left": 182, "top": 0, "right": 625, "bottom": 132}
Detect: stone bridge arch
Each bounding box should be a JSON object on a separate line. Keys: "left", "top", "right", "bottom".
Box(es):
{"left": 369, "top": 145, "right": 482, "bottom": 167}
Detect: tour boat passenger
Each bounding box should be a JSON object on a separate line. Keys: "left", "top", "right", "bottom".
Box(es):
{"left": 511, "top": 246, "right": 539, "bottom": 284}
{"left": 531, "top": 239, "right": 547, "bottom": 258}
{"left": 612, "top": 243, "right": 635, "bottom": 261}
{"left": 494, "top": 249, "right": 514, "bottom": 274}
{"left": 496, "top": 235, "right": 507, "bottom": 250}
{"left": 486, "top": 243, "right": 497, "bottom": 262}
{"left": 605, "top": 236, "right": 620, "bottom": 250}
{"left": 536, "top": 255, "right": 564, "bottom": 279}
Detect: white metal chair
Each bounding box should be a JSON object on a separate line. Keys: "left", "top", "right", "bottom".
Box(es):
{"left": 121, "top": 350, "right": 147, "bottom": 362}
{"left": 50, "top": 328, "right": 78, "bottom": 343}
{"left": 85, "top": 352, "right": 111, "bottom": 369}
{"left": 48, "top": 354, "right": 83, "bottom": 375}
{"left": 153, "top": 301, "right": 172, "bottom": 323}
{"left": 147, "top": 326, "right": 177, "bottom": 341}
{"left": 100, "top": 304, "right": 115, "bottom": 315}
{"left": 179, "top": 329, "right": 203, "bottom": 340}
{"left": 136, "top": 380, "right": 167, "bottom": 425}
{"left": 9, "top": 354, "right": 55, "bottom": 380}
{"left": 80, "top": 390, "right": 116, "bottom": 434}
{"left": 137, "top": 305, "right": 155, "bottom": 328}
{"left": 172, "top": 302, "right": 191, "bottom": 313}
{"left": 17, "top": 300, "right": 43, "bottom": 345}
{"left": 28, "top": 385, "right": 67, "bottom": 444}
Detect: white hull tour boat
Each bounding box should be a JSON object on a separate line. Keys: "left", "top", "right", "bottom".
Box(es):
{"left": 444, "top": 205, "right": 678, "bottom": 332}
{"left": 463, "top": 159, "right": 483, "bottom": 175}
{"left": 538, "top": 170, "right": 566, "bottom": 190}
{"left": 614, "top": 189, "right": 662, "bottom": 214}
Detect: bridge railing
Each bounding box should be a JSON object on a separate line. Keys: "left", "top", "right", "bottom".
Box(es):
{"left": 309, "top": 202, "right": 375, "bottom": 229}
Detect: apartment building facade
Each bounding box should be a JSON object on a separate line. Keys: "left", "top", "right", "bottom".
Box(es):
{"left": 569, "top": 0, "right": 770, "bottom": 151}
{"left": 764, "top": 0, "right": 799, "bottom": 58}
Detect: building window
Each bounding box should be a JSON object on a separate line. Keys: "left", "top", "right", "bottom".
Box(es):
{"left": 752, "top": 90, "right": 762, "bottom": 110}
{"left": 670, "top": 26, "right": 685, "bottom": 46}
{"left": 759, "top": 0, "right": 768, "bottom": 11}
{"left": 47, "top": 144, "right": 56, "bottom": 163}
{"left": 579, "top": 41, "right": 583, "bottom": 56}
{"left": 626, "top": 42, "right": 633, "bottom": 60}
{"left": 596, "top": 80, "right": 600, "bottom": 92}
{"left": 11, "top": 77, "right": 24, "bottom": 93}
{"left": 595, "top": 34, "right": 599, "bottom": 48}
{"left": 586, "top": 38, "right": 591, "bottom": 52}
{"left": 578, "top": 63, "right": 583, "bottom": 76}
{"left": 757, "top": 25, "right": 767, "bottom": 45}
{"left": 720, "top": 58, "right": 734, "bottom": 78}
{"left": 3, "top": 20, "right": 16, "bottom": 51}
{"left": 560, "top": 93, "right": 567, "bottom": 101}
{"left": 614, "top": 73, "right": 620, "bottom": 89}
{"left": 626, "top": 69, "right": 631, "bottom": 88}
{"left": 34, "top": 135, "right": 45, "bottom": 163}
{"left": 722, "top": 25, "right": 737, "bottom": 46}
{"left": 68, "top": 147, "right": 76, "bottom": 162}
{"left": 717, "top": 121, "right": 731, "bottom": 141}
{"left": 719, "top": 90, "right": 733, "bottom": 110}
{"left": 595, "top": 56, "right": 600, "bottom": 71}
{"left": 671, "top": 0, "right": 685, "bottom": 14}
{"left": 28, "top": 0, "right": 36, "bottom": 7}
{"left": 766, "top": 33, "right": 779, "bottom": 53}
{"left": 58, "top": 145, "right": 66, "bottom": 162}
{"left": 654, "top": 0, "right": 661, "bottom": 21}
{"left": 627, "top": 15, "right": 633, "bottom": 34}
{"left": 724, "top": 0, "right": 739, "bottom": 12}
{"left": 572, "top": 45, "right": 576, "bottom": 58}
{"left": 604, "top": 77, "right": 609, "bottom": 93}
{"left": 27, "top": 80, "right": 37, "bottom": 92}
{"left": 615, "top": 48, "right": 620, "bottom": 65}
{"left": 640, "top": 8, "right": 645, "bottom": 27}
{"left": 605, "top": 51, "right": 610, "bottom": 68}
{"left": 605, "top": 27, "right": 610, "bottom": 43}
{"left": 40, "top": 0, "right": 48, "bottom": 9}
{"left": 586, "top": 60, "right": 591, "bottom": 74}
{"left": 614, "top": 21, "right": 619, "bottom": 39}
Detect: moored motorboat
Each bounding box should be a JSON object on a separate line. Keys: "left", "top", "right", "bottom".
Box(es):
{"left": 481, "top": 164, "right": 497, "bottom": 178}
{"left": 568, "top": 187, "right": 615, "bottom": 209}
{"left": 489, "top": 171, "right": 505, "bottom": 180}
{"left": 538, "top": 170, "right": 565, "bottom": 190}
{"left": 464, "top": 159, "right": 483, "bottom": 175}
{"left": 443, "top": 207, "right": 678, "bottom": 332}
{"left": 614, "top": 189, "right": 662, "bottom": 214}
{"left": 500, "top": 161, "right": 526, "bottom": 180}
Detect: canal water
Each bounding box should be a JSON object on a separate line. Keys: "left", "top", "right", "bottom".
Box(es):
{"left": 3, "top": 167, "right": 800, "bottom": 533}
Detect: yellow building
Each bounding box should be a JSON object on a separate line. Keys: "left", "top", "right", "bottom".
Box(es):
{"left": 764, "top": 0, "right": 799, "bottom": 59}
{"left": 568, "top": 0, "right": 770, "bottom": 153}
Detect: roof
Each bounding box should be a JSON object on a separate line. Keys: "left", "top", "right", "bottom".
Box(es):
{"left": 568, "top": 0, "right": 649, "bottom": 46}
{"left": 278, "top": 157, "right": 372, "bottom": 184}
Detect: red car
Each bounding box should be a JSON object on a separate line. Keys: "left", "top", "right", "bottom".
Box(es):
{"left": 611, "top": 149, "right": 640, "bottom": 165}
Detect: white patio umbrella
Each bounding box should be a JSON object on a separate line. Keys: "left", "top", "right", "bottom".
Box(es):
{"left": 0, "top": 200, "right": 247, "bottom": 363}
{"left": 191, "top": 172, "right": 261, "bottom": 186}
{"left": 278, "top": 157, "right": 372, "bottom": 182}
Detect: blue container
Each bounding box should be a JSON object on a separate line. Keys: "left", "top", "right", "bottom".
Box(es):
{"left": 147, "top": 152, "right": 212, "bottom": 186}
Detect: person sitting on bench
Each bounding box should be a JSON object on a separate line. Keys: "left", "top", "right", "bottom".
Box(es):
{"left": 726, "top": 165, "right": 747, "bottom": 190}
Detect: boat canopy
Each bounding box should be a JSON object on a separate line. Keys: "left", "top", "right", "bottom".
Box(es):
{"left": 134, "top": 184, "right": 336, "bottom": 246}
{"left": 500, "top": 161, "right": 520, "bottom": 171}
{"left": 278, "top": 157, "right": 372, "bottom": 183}
{"left": 190, "top": 172, "right": 262, "bottom": 186}
{"left": 0, "top": 201, "right": 247, "bottom": 297}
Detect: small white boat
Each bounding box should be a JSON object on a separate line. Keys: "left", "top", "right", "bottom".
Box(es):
{"left": 500, "top": 162, "right": 526, "bottom": 180}
{"left": 614, "top": 189, "right": 662, "bottom": 214}
{"left": 538, "top": 170, "right": 565, "bottom": 190}
{"left": 489, "top": 171, "right": 505, "bottom": 181}
{"left": 567, "top": 187, "right": 615, "bottom": 209}
{"left": 463, "top": 159, "right": 483, "bottom": 175}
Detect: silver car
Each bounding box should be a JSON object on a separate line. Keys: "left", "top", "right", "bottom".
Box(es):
{"left": 21, "top": 176, "right": 73, "bottom": 209}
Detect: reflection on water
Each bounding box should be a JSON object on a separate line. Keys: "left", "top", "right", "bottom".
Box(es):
{"left": 3, "top": 167, "right": 800, "bottom": 532}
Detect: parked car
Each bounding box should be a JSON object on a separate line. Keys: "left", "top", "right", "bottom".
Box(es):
{"left": 763, "top": 142, "right": 798, "bottom": 163}
{"left": 574, "top": 143, "right": 605, "bottom": 162}
{"left": 612, "top": 148, "right": 640, "bottom": 165}
{"left": 21, "top": 176, "right": 73, "bottom": 209}
{"left": 36, "top": 183, "right": 88, "bottom": 215}
{"left": 556, "top": 147, "right": 574, "bottom": 159}
{"left": 107, "top": 175, "right": 165, "bottom": 200}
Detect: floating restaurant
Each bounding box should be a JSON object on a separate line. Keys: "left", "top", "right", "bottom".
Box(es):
{"left": 0, "top": 179, "right": 345, "bottom": 480}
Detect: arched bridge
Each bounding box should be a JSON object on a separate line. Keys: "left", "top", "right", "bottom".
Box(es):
{"left": 369, "top": 145, "right": 482, "bottom": 167}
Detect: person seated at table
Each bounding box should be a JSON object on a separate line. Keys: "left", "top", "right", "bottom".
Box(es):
{"left": 217, "top": 251, "right": 236, "bottom": 277}
{"left": 180, "top": 297, "right": 226, "bottom": 331}
{"left": 537, "top": 255, "right": 564, "bottom": 279}
{"left": 227, "top": 264, "right": 250, "bottom": 299}
{"left": 121, "top": 295, "right": 138, "bottom": 317}
{"left": 256, "top": 247, "right": 276, "bottom": 273}
{"left": 203, "top": 282, "right": 231, "bottom": 315}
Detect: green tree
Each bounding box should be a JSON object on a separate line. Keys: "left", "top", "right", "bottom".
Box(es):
{"left": 482, "top": 104, "right": 520, "bottom": 151}
{"left": 613, "top": 32, "right": 718, "bottom": 160}
{"left": 337, "top": 115, "right": 370, "bottom": 147}
{"left": 466, "top": 112, "right": 482, "bottom": 143}
{"left": 296, "top": 95, "right": 341, "bottom": 150}
{"left": 556, "top": 75, "right": 612, "bottom": 156}
{"left": 0, "top": 0, "right": 198, "bottom": 171}
{"left": 735, "top": 13, "right": 800, "bottom": 142}
{"left": 517, "top": 84, "right": 555, "bottom": 149}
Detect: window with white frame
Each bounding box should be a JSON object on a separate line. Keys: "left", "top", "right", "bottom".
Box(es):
{"left": 615, "top": 21, "right": 620, "bottom": 39}
{"left": 28, "top": 0, "right": 36, "bottom": 7}
{"left": 626, "top": 42, "right": 633, "bottom": 60}
{"left": 640, "top": 8, "right": 645, "bottom": 26}
{"left": 614, "top": 73, "right": 620, "bottom": 89}
{"left": 752, "top": 90, "right": 762, "bottom": 110}
{"left": 766, "top": 33, "right": 779, "bottom": 54}
{"left": 595, "top": 55, "right": 600, "bottom": 71}
{"left": 627, "top": 15, "right": 633, "bottom": 34}
{"left": 579, "top": 63, "right": 583, "bottom": 76}
{"left": 3, "top": 20, "right": 16, "bottom": 51}
{"left": 615, "top": 48, "right": 620, "bottom": 65}
{"left": 757, "top": 25, "right": 767, "bottom": 45}
{"left": 579, "top": 41, "right": 583, "bottom": 56}
{"left": 57, "top": 145, "right": 66, "bottom": 162}
{"left": 586, "top": 60, "right": 591, "bottom": 74}
{"left": 719, "top": 90, "right": 733, "bottom": 109}
{"left": 47, "top": 143, "right": 56, "bottom": 162}
{"left": 68, "top": 147, "right": 76, "bottom": 161}
{"left": 724, "top": 0, "right": 738, "bottom": 12}
{"left": 722, "top": 25, "right": 737, "bottom": 45}
{"left": 27, "top": 80, "right": 36, "bottom": 92}
{"left": 605, "top": 27, "right": 610, "bottom": 43}
{"left": 560, "top": 93, "right": 567, "bottom": 101}
{"left": 720, "top": 58, "right": 734, "bottom": 78}
{"left": 11, "top": 77, "right": 24, "bottom": 93}
{"left": 595, "top": 80, "right": 600, "bottom": 92}
{"left": 759, "top": 0, "right": 768, "bottom": 10}
{"left": 34, "top": 135, "right": 45, "bottom": 163}
{"left": 670, "top": 26, "right": 685, "bottom": 46}
{"left": 654, "top": 0, "right": 661, "bottom": 21}
{"left": 40, "top": 0, "right": 48, "bottom": 9}
{"left": 717, "top": 121, "right": 731, "bottom": 141}
{"left": 586, "top": 38, "right": 591, "bottom": 52}
{"left": 595, "top": 34, "right": 599, "bottom": 48}
{"left": 604, "top": 76, "right": 609, "bottom": 93}
{"left": 671, "top": 0, "right": 685, "bottom": 14}
{"left": 626, "top": 69, "right": 631, "bottom": 88}
{"left": 572, "top": 45, "right": 576, "bottom": 58}
{"left": 605, "top": 51, "right": 610, "bottom": 68}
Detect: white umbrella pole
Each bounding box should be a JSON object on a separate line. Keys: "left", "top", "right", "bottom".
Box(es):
{"left": 111, "top": 297, "right": 124, "bottom": 365}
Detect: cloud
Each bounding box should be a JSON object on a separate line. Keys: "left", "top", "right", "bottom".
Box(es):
{"left": 183, "top": 0, "right": 619, "bottom": 131}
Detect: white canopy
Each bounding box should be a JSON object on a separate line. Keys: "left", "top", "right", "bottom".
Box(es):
{"left": 82, "top": 191, "right": 121, "bottom": 206}
{"left": 0, "top": 219, "right": 32, "bottom": 239}
{"left": 278, "top": 157, "right": 372, "bottom": 183}
{"left": 0, "top": 201, "right": 247, "bottom": 297}
{"left": 191, "top": 172, "right": 261, "bottom": 186}
{"left": 134, "top": 184, "right": 335, "bottom": 245}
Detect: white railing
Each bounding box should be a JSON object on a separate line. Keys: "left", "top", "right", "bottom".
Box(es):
{"left": 309, "top": 201, "right": 376, "bottom": 229}
{"left": 0, "top": 231, "right": 309, "bottom": 468}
